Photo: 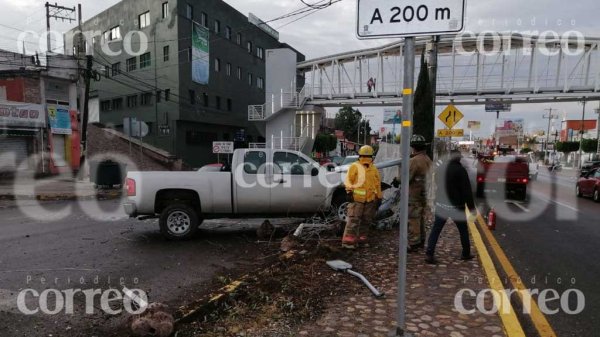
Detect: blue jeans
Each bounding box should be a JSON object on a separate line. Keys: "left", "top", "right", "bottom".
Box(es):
{"left": 426, "top": 214, "right": 471, "bottom": 258}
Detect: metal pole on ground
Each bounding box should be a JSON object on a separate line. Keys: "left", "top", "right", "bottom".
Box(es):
{"left": 579, "top": 99, "right": 586, "bottom": 169}
{"left": 392, "top": 36, "right": 415, "bottom": 337}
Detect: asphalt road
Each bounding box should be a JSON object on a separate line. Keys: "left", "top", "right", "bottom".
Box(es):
{"left": 0, "top": 199, "right": 288, "bottom": 336}
{"left": 482, "top": 170, "right": 599, "bottom": 337}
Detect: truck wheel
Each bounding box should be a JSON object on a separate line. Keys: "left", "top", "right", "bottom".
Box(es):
{"left": 331, "top": 193, "right": 349, "bottom": 235}
{"left": 576, "top": 184, "right": 583, "bottom": 198}
{"left": 476, "top": 183, "right": 484, "bottom": 198}
{"left": 159, "top": 204, "right": 201, "bottom": 240}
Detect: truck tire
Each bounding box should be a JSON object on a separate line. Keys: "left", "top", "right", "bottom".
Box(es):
{"left": 576, "top": 184, "right": 583, "bottom": 198}
{"left": 476, "top": 183, "right": 484, "bottom": 198}
{"left": 331, "top": 192, "right": 349, "bottom": 235}
{"left": 159, "top": 204, "right": 201, "bottom": 240}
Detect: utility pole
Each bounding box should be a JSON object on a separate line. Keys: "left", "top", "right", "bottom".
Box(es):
{"left": 543, "top": 108, "right": 558, "bottom": 163}
{"left": 79, "top": 55, "right": 93, "bottom": 173}
{"left": 578, "top": 99, "right": 587, "bottom": 168}
{"left": 45, "top": 2, "right": 76, "bottom": 57}
{"left": 595, "top": 103, "right": 600, "bottom": 158}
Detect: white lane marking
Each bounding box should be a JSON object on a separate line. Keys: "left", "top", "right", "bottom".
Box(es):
{"left": 531, "top": 191, "right": 579, "bottom": 213}
{"left": 505, "top": 200, "right": 530, "bottom": 213}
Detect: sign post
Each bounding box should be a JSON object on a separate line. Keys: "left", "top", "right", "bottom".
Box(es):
{"left": 357, "top": 2, "right": 466, "bottom": 336}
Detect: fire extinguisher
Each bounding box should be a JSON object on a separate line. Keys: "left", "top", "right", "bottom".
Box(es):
{"left": 487, "top": 208, "right": 497, "bottom": 231}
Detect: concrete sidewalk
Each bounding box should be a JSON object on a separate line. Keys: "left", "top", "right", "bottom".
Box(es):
{"left": 297, "top": 226, "right": 508, "bottom": 337}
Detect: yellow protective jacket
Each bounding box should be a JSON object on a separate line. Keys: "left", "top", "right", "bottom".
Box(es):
{"left": 345, "top": 161, "right": 383, "bottom": 203}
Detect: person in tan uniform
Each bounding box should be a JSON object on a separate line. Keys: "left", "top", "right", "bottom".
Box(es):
{"left": 342, "top": 145, "right": 383, "bottom": 249}
{"left": 392, "top": 134, "right": 433, "bottom": 252}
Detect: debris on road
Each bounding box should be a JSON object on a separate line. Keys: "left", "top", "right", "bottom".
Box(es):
{"left": 129, "top": 303, "right": 174, "bottom": 337}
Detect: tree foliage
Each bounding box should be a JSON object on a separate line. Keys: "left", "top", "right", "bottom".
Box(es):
{"left": 358, "top": 119, "right": 372, "bottom": 145}
{"left": 556, "top": 141, "right": 580, "bottom": 153}
{"left": 334, "top": 105, "right": 362, "bottom": 142}
{"left": 521, "top": 148, "right": 532, "bottom": 154}
{"left": 581, "top": 138, "right": 598, "bottom": 153}
{"left": 413, "top": 50, "right": 435, "bottom": 157}
{"left": 313, "top": 133, "right": 338, "bottom": 153}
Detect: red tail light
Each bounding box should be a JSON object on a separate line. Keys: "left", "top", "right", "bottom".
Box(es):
{"left": 477, "top": 176, "right": 484, "bottom": 183}
{"left": 126, "top": 178, "right": 136, "bottom": 196}
{"left": 522, "top": 178, "right": 528, "bottom": 184}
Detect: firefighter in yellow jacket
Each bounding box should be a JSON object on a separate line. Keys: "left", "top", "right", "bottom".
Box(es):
{"left": 342, "top": 145, "right": 383, "bottom": 249}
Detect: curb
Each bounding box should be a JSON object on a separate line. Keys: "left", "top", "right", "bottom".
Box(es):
{"left": 175, "top": 275, "right": 249, "bottom": 325}
{"left": 468, "top": 211, "right": 527, "bottom": 337}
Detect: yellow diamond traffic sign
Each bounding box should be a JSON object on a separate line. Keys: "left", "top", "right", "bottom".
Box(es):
{"left": 437, "top": 129, "right": 465, "bottom": 137}
{"left": 438, "top": 104, "right": 464, "bottom": 129}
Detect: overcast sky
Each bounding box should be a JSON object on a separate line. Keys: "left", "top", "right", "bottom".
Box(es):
{"left": 1, "top": 0, "right": 599, "bottom": 137}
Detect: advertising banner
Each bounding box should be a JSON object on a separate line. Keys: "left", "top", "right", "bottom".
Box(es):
{"left": 467, "top": 121, "right": 481, "bottom": 130}
{"left": 383, "top": 108, "right": 401, "bottom": 125}
{"left": 0, "top": 102, "right": 45, "bottom": 128}
{"left": 192, "top": 22, "right": 209, "bottom": 84}
{"left": 495, "top": 118, "right": 524, "bottom": 137}
{"left": 48, "top": 105, "right": 72, "bottom": 135}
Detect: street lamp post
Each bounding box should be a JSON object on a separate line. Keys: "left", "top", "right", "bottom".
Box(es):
{"left": 579, "top": 99, "right": 587, "bottom": 169}
{"left": 595, "top": 107, "right": 600, "bottom": 158}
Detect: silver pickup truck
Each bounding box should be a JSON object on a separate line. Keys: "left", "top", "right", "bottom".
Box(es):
{"left": 124, "top": 148, "right": 354, "bottom": 240}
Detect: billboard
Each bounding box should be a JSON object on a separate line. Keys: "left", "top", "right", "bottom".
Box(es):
{"left": 47, "top": 105, "right": 72, "bottom": 135}
{"left": 467, "top": 121, "right": 481, "bottom": 130}
{"left": 383, "top": 108, "right": 401, "bottom": 125}
{"left": 495, "top": 119, "right": 524, "bottom": 137}
{"left": 0, "top": 102, "right": 45, "bottom": 128}
{"left": 192, "top": 22, "right": 209, "bottom": 84}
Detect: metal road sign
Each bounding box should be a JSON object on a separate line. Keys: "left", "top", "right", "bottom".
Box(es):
{"left": 356, "top": 0, "right": 466, "bottom": 38}
{"left": 212, "top": 142, "right": 234, "bottom": 154}
{"left": 437, "top": 128, "right": 464, "bottom": 137}
{"left": 438, "top": 104, "right": 464, "bottom": 129}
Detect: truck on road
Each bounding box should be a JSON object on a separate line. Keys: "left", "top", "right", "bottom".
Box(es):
{"left": 123, "top": 149, "right": 400, "bottom": 240}
{"left": 476, "top": 154, "right": 530, "bottom": 200}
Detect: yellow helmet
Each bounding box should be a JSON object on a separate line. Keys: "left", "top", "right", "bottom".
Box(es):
{"left": 358, "top": 145, "right": 374, "bottom": 157}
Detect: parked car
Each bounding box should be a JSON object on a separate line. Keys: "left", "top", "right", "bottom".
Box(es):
{"left": 580, "top": 160, "right": 600, "bottom": 177}
{"left": 476, "top": 155, "right": 530, "bottom": 200}
{"left": 576, "top": 168, "right": 600, "bottom": 202}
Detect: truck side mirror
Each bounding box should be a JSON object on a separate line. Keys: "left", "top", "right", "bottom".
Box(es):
{"left": 311, "top": 167, "right": 319, "bottom": 177}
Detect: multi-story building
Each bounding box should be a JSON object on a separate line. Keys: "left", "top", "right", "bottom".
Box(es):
{"left": 0, "top": 50, "right": 80, "bottom": 175}
{"left": 65, "top": 0, "right": 304, "bottom": 167}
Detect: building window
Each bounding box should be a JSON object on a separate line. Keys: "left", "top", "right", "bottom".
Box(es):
{"left": 257, "top": 47, "right": 264, "bottom": 59}
{"left": 203, "top": 93, "right": 208, "bottom": 107}
{"left": 140, "top": 52, "right": 151, "bottom": 68}
{"left": 112, "top": 98, "right": 123, "bottom": 110}
{"left": 163, "top": 45, "right": 169, "bottom": 62}
{"left": 216, "top": 96, "right": 221, "bottom": 110}
{"left": 141, "top": 92, "right": 153, "bottom": 106}
{"left": 165, "top": 89, "right": 170, "bottom": 101}
{"left": 126, "top": 57, "right": 136, "bottom": 72}
{"left": 104, "top": 26, "right": 121, "bottom": 41}
{"left": 257, "top": 77, "right": 264, "bottom": 89}
{"left": 225, "top": 26, "right": 232, "bottom": 40}
{"left": 127, "top": 95, "right": 137, "bottom": 108}
{"left": 214, "top": 20, "right": 220, "bottom": 33}
{"left": 236, "top": 33, "right": 242, "bottom": 45}
{"left": 162, "top": 2, "right": 169, "bottom": 19}
{"left": 189, "top": 90, "right": 195, "bottom": 105}
{"left": 100, "top": 100, "right": 111, "bottom": 111}
{"left": 139, "top": 11, "right": 150, "bottom": 29}
{"left": 237, "top": 67, "right": 242, "bottom": 80}
{"left": 227, "top": 98, "right": 232, "bottom": 111}
{"left": 226, "top": 63, "right": 231, "bottom": 76}
{"left": 214, "top": 58, "right": 220, "bottom": 72}
{"left": 111, "top": 62, "right": 120, "bottom": 76}
{"left": 201, "top": 12, "right": 208, "bottom": 27}
{"left": 248, "top": 73, "right": 253, "bottom": 86}
{"left": 247, "top": 41, "right": 253, "bottom": 54}
{"left": 186, "top": 3, "right": 193, "bottom": 19}
{"left": 156, "top": 90, "right": 162, "bottom": 103}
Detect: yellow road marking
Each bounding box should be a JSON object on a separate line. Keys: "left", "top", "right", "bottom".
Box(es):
{"left": 467, "top": 211, "right": 526, "bottom": 337}
{"left": 475, "top": 213, "right": 558, "bottom": 337}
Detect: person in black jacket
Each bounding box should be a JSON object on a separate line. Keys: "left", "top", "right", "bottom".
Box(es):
{"left": 425, "top": 150, "right": 477, "bottom": 264}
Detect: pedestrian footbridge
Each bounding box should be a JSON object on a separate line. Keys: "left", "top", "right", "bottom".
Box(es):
{"left": 248, "top": 33, "right": 600, "bottom": 151}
